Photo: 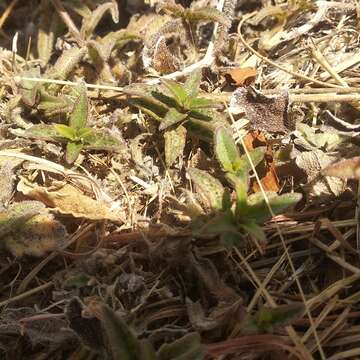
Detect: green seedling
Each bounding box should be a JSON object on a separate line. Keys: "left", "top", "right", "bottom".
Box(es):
{"left": 99, "top": 305, "right": 205, "bottom": 360}
{"left": 23, "top": 84, "right": 123, "bottom": 164}
{"left": 188, "top": 127, "right": 302, "bottom": 245}
{"left": 241, "top": 303, "right": 305, "bottom": 334}
{"left": 125, "top": 69, "right": 228, "bottom": 166}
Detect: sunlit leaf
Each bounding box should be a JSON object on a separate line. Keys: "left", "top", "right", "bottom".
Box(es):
{"left": 161, "top": 79, "right": 188, "bottom": 106}
{"left": 46, "top": 46, "right": 87, "bottom": 81}
{"left": 164, "top": 125, "right": 187, "bottom": 167}
{"left": 184, "top": 7, "right": 231, "bottom": 26}
{"left": 65, "top": 141, "right": 83, "bottom": 164}
{"left": 23, "top": 124, "right": 65, "bottom": 142}
{"left": 159, "top": 108, "right": 188, "bottom": 131}
{"left": 54, "top": 124, "right": 77, "bottom": 141}
{"left": 188, "top": 168, "right": 227, "bottom": 212}
{"left": 69, "top": 84, "right": 88, "bottom": 130}
{"left": 245, "top": 192, "right": 302, "bottom": 222}
{"left": 38, "top": 90, "right": 74, "bottom": 116}
{"left": 184, "top": 68, "right": 202, "bottom": 99}
{"left": 188, "top": 97, "right": 216, "bottom": 109}
{"left": 81, "top": 1, "right": 119, "bottom": 39}
{"left": 83, "top": 129, "right": 123, "bottom": 151}
{"left": 215, "top": 126, "right": 241, "bottom": 173}
{"left": 18, "top": 68, "right": 41, "bottom": 107}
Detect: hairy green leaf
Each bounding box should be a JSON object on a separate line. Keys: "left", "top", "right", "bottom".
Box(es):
{"left": 164, "top": 125, "right": 187, "bottom": 167}
{"left": 80, "top": 1, "right": 119, "bottom": 39}
{"left": 240, "top": 220, "right": 266, "bottom": 242}
{"left": 18, "top": 68, "right": 41, "bottom": 107}
{"left": 54, "top": 124, "right": 77, "bottom": 141}
{"left": 235, "top": 148, "right": 265, "bottom": 177}
{"left": 161, "top": 79, "right": 188, "bottom": 106}
{"left": 23, "top": 124, "right": 65, "bottom": 142}
{"left": 38, "top": 90, "right": 74, "bottom": 116}
{"left": 188, "top": 97, "right": 216, "bottom": 109}
{"left": 46, "top": 46, "right": 87, "bottom": 80}
{"left": 188, "top": 168, "right": 226, "bottom": 212}
{"left": 101, "top": 306, "right": 142, "bottom": 360}
{"left": 83, "top": 129, "right": 123, "bottom": 151}
{"left": 215, "top": 126, "right": 241, "bottom": 173}
{"left": 159, "top": 108, "right": 188, "bottom": 131}
{"left": 157, "top": 333, "right": 204, "bottom": 360}
{"left": 184, "top": 68, "right": 202, "bottom": 99}
{"left": 246, "top": 192, "right": 302, "bottom": 222}
{"left": 69, "top": 84, "right": 88, "bottom": 130}
{"left": 65, "top": 142, "right": 83, "bottom": 164}
{"left": 244, "top": 303, "right": 305, "bottom": 334}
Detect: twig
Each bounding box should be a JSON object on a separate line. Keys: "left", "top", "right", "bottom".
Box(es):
{"left": 0, "top": 282, "right": 53, "bottom": 308}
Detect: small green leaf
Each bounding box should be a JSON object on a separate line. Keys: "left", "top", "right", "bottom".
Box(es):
{"left": 77, "top": 127, "right": 93, "bottom": 140}
{"left": 65, "top": 142, "right": 83, "bottom": 164}
{"left": 159, "top": 108, "right": 188, "bottom": 131}
{"left": 240, "top": 221, "right": 266, "bottom": 242}
{"left": 101, "top": 306, "right": 142, "bottom": 360}
{"left": 244, "top": 303, "right": 305, "bottom": 334}
{"left": 83, "top": 129, "right": 123, "bottom": 151}
{"left": 184, "top": 68, "right": 202, "bottom": 99}
{"left": 188, "top": 97, "right": 216, "bottom": 109}
{"left": 188, "top": 168, "right": 227, "bottom": 212}
{"left": 164, "top": 125, "right": 187, "bottom": 167}
{"left": 197, "top": 210, "right": 238, "bottom": 237}
{"left": 152, "top": 90, "right": 179, "bottom": 109}
{"left": 38, "top": 90, "right": 74, "bottom": 116}
{"left": 23, "top": 124, "right": 65, "bottom": 142}
{"left": 54, "top": 124, "right": 77, "bottom": 141}
{"left": 235, "top": 148, "right": 265, "bottom": 177}
{"left": 161, "top": 79, "right": 189, "bottom": 106}
{"left": 157, "top": 333, "right": 204, "bottom": 360}
{"left": 69, "top": 84, "right": 88, "bottom": 130}
{"left": 18, "top": 68, "right": 41, "bottom": 107}
{"left": 245, "top": 192, "right": 302, "bottom": 222}
{"left": 215, "top": 126, "right": 241, "bottom": 173}
{"left": 226, "top": 173, "right": 249, "bottom": 210}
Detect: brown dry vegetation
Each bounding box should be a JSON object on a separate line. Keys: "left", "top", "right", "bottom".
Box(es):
{"left": 0, "top": 0, "right": 360, "bottom": 359}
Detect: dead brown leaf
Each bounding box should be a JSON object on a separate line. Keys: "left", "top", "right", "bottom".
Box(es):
{"left": 225, "top": 67, "right": 257, "bottom": 86}
{"left": 17, "top": 178, "right": 125, "bottom": 222}
{"left": 244, "top": 130, "right": 280, "bottom": 193}
{"left": 229, "top": 88, "right": 293, "bottom": 133}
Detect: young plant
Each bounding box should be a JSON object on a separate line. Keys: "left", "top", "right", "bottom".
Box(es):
{"left": 188, "top": 127, "right": 302, "bottom": 245}
{"left": 22, "top": 84, "right": 123, "bottom": 164}
{"left": 125, "top": 69, "right": 228, "bottom": 166}
{"left": 101, "top": 305, "right": 205, "bottom": 360}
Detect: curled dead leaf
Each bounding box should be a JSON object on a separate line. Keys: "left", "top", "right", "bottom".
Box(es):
{"left": 225, "top": 67, "right": 257, "bottom": 86}
{"left": 17, "top": 178, "right": 125, "bottom": 222}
